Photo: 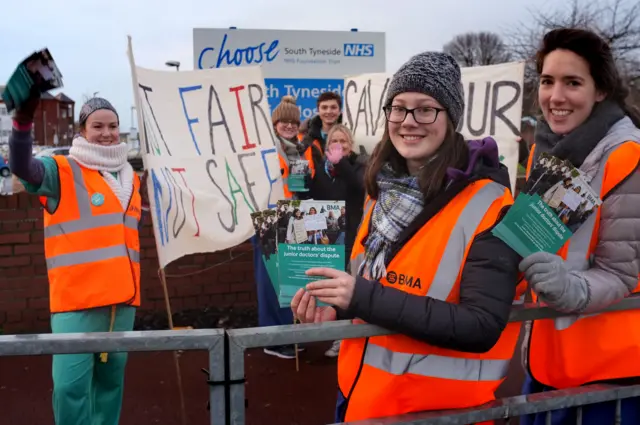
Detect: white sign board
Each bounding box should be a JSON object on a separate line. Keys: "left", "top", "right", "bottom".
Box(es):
{"left": 128, "top": 38, "right": 284, "bottom": 268}
{"left": 194, "top": 28, "right": 386, "bottom": 120}
{"left": 343, "top": 61, "right": 525, "bottom": 191}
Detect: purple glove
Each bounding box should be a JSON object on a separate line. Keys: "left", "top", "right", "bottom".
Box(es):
{"left": 325, "top": 144, "right": 343, "bottom": 165}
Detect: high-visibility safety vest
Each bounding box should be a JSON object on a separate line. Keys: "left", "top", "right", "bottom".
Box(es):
{"left": 279, "top": 145, "right": 316, "bottom": 199}
{"left": 40, "top": 156, "right": 142, "bottom": 314}
{"left": 525, "top": 141, "right": 640, "bottom": 389}
{"left": 339, "top": 179, "right": 525, "bottom": 422}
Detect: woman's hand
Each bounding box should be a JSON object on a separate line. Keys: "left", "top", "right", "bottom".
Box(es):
{"left": 325, "top": 144, "right": 344, "bottom": 165}
{"left": 291, "top": 289, "right": 337, "bottom": 323}
{"left": 304, "top": 267, "right": 356, "bottom": 310}
{"left": 13, "top": 88, "right": 41, "bottom": 125}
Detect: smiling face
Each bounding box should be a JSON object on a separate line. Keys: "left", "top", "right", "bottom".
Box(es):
{"left": 538, "top": 49, "right": 605, "bottom": 135}
{"left": 275, "top": 120, "right": 299, "bottom": 140}
{"left": 318, "top": 99, "right": 340, "bottom": 127}
{"left": 81, "top": 109, "right": 120, "bottom": 145}
{"left": 387, "top": 92, "right": 448, "bottom": 174}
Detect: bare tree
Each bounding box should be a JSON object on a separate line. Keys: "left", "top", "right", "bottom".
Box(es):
{"left": 508, "top": 0, "right": 640, "bottom": 115}
{"left": 443, "top": 32, "right": 512, "bottom": 67}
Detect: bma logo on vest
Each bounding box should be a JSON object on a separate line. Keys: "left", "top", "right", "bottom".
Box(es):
{"left": 386, "top": 271, "right": 422, "bottom": 289}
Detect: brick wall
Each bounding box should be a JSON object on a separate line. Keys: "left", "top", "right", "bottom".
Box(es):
{"left": 0, "top": 193, "right": 256, "bottom": 334}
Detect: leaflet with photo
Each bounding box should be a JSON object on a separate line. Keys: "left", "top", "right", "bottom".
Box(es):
{"left": 276, "top": 199, "right": 346, "bottom": 308}
{"left": 493, "top": 153, "right": 602, "bottom": 256}
{"left": 287, "top": 159, "right": 310, "bottom": 192}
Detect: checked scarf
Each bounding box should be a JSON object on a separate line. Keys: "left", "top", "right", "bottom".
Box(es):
{"left": 359, "top": 163, "right": 425, "bottom": 280}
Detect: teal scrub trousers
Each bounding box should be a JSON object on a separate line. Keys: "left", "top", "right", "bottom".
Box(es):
{"left": 50, "top": 305, "right": 136, "bottom": 425}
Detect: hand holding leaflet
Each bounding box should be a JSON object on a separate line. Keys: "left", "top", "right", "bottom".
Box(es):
{"left": 493, "top": 153, "right": 602, "bottom": 257}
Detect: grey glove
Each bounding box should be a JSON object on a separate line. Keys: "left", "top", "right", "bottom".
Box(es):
{"left": 519, "top": 252, "right": 590, "bottom": 313}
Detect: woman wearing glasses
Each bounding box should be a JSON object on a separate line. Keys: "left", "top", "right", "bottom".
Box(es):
{"left": 291, "top": 52, "right": 524, "bottom": 422}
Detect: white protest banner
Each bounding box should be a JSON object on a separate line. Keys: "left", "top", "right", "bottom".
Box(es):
{"left": 127, "top": 37, "right": 284, "bottom": 268}
{"left": 343, "top": 61, "right": 525, "bottom": 191}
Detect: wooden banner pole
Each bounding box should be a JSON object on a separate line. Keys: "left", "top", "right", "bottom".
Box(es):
{"left": 159, "top": 267, "right": 188, "bottom": 425}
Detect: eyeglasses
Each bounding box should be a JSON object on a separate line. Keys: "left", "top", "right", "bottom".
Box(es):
{"left": 383, "top": 106, "right": 446, "bottom": 124}
{"left": 279, "top": 120, "right": 300, "bottom": 127}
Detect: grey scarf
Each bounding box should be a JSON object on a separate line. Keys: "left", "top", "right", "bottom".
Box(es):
{"left": 534, "top": 100, "right": 626, "bottom": 167}
{"left": 277, "top": 136, "right": 304, "bottom": 168}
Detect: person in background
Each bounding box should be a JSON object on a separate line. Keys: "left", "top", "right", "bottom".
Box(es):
{"left": 9, "top": 92, "right": 145, "bottom": 425}
{"left": 292, "top": 51, "right": 524, "bottom": 422}
{"left": 274, "top": 95, "right": 316, "bottom": 200}
{"left": 301, "top": 91, "right": 343, "bottom": 156}
{"left": 519, "top": 27, "right": 640, "bottom": 425}
{"left": 251, "top": 95, "right": 309, "bottom": 359}
{"left": 306, "top": 123, "right": 366, "bottom": 358}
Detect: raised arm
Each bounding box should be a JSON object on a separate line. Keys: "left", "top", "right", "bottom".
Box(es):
{"left": 8, "top": 95, "right": 46, "bottom": 187}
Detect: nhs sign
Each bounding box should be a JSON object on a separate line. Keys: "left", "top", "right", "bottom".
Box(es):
{"left": 344, "top": 43, "right": 375, "bottom": 57}
{"left": 194, "top": 28, "right": 385, "bottom": 120}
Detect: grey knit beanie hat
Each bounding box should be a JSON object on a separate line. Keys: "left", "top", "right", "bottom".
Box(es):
{"left": 385, "top": 51, "right": 464, "bottom": 128}
{"left": 79, "top": 97, "right": 119, "bottom": 126}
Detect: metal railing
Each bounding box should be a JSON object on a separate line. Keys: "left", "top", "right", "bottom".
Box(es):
{"left": 0, "top": 328, "right": 228, "bottom": 424}
{"left": 1, "top": 297, "right": 640, "bottom": 425}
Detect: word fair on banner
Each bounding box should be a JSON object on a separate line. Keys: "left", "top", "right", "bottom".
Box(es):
{"left": 128, "top": 37, "right": 284, "bottom": 268}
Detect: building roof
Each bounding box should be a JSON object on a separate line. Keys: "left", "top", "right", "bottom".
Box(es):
{"left": 55, "top": 93, "right": 74, "bottom": 103}
{"left": 41, "top": 92, "right": 55, "bottom": 100}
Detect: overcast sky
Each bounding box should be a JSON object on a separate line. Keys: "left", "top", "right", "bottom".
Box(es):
{"left": 1, "top": 0, "right": 556, "bottom": 130}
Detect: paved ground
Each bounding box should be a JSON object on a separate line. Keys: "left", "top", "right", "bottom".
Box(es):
{"left": 0, "top": 341, "right": 339, "bottom": 425}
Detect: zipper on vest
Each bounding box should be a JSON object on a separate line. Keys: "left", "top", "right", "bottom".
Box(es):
{"left": 342, "top": 337, "right": 370, "bottom": 420}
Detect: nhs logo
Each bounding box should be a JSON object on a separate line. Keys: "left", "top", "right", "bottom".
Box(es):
{"left": 343, "top": 44, "right": 375, "bottom": 57}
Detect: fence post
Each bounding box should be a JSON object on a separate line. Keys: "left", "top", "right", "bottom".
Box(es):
{"left": 228, "top": 337, "right": 246, "bottom": 425}
{"left": 208, "top": 334, "right": 226, "bottom": 425}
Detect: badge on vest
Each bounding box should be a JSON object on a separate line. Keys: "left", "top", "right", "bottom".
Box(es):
{"left": 91, "top": 193, "right": 105, "bottom": 207}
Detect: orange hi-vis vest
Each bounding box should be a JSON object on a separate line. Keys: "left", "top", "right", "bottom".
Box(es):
{"left": 340, "top": 179, "right": 525, "bottom": 422}
{"left": 278, "top": 134, "right": 319, "bottom": 199}
{"left": 41, "top": 156, "right": 142, "bottom": 314}
{"left": 525, "top": 141, "right": 640, "bottom": 389}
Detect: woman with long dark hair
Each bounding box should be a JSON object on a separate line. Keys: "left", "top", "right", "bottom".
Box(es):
{"left": 291, "top": 51, "right": 524, "bottom": 422}
{"left": 519, "top": 27, "right": 640, "bottom": 425}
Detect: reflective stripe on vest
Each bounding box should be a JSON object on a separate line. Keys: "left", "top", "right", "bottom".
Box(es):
{"left": 43, "top": 156, "right": 142, "bottom": 313}
{"left": 525, "top": 142, "right": 639, "bottom": 330}
{"left": 363, "top": 343, "right": 510, "bottom": 381}
{"left": 360, "top": 182, "right": 511, "bottom": 381}
{"left": 551, "top": 145, "right": 636, "bottom": 330}
{"left": 349, "top": 197, "right": 375, "bottom": 276}
{"left": 47, "top": 245, "right": 141, "bottom": 270}
{"left": 551, "top": 153, "right": 605, "bottom": 330}
{"left": 526, "top": 139, "right": 640, "bottom": 389}
{"left": 43, "top": 159, "right": 141, "bottom": 268}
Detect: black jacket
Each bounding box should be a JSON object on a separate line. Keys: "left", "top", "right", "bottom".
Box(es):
{"left": 307, "top": 152, "right": 366, "bottom": 261}
{"left": 340, "top": 144, "right": 521, "bottom": 353}
{"left": 301, "top": 114, "right": 343, "bottom": 156}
